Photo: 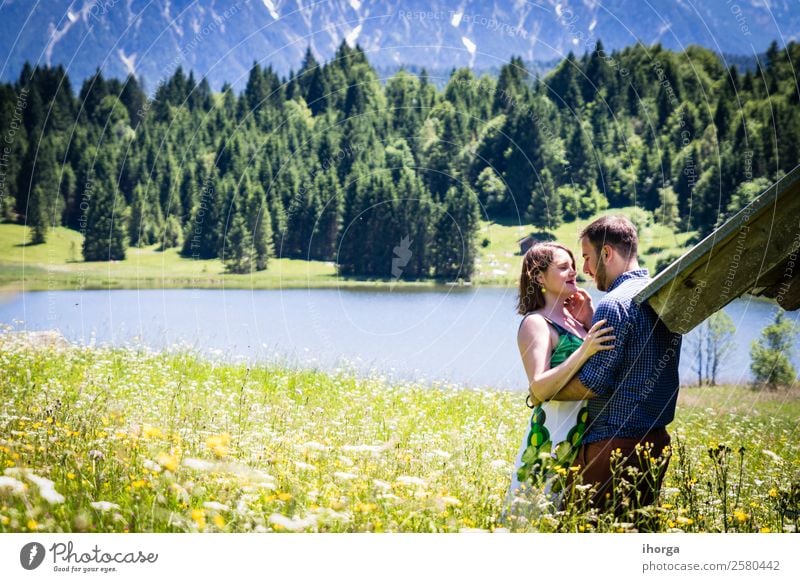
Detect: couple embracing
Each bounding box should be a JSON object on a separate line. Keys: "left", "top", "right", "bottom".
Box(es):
{"left": 508, "top": 215, "right": 682, "bottom": 525}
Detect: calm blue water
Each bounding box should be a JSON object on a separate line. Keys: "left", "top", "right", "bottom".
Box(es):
{"left": 1, "top": 288, "right": 798, "bottom": 389}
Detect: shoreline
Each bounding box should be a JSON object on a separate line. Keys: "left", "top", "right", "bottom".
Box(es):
{"left": 0, "top": 329, "right": 762, "bottom": 393}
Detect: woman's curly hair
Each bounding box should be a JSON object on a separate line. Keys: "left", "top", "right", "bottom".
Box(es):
{"left": 517, "top": 242, "right": 576, "bottom": 315}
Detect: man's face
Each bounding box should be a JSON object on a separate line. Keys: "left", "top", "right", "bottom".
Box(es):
{"left": 580, "top": 237, "right": 609, "bottom": 291}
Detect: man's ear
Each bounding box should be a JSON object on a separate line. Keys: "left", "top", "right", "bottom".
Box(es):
{"left": 602, "top": 244, "right": 613, "bottom": 262}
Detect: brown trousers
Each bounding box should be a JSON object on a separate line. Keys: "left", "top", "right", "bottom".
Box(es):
{"left": 568, "top": 428, "right": 671, "bottom": 520}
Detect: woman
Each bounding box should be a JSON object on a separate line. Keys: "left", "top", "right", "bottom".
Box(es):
{"left": 507, "top": 242, "right": 615, "bottom": 515}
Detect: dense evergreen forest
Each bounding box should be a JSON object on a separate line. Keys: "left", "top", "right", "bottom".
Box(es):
{"left": 1, "top": 40, "right": 798, "bottom": 279}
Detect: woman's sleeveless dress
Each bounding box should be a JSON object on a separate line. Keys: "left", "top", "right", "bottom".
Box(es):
{"left": 506, "top": 316, "right": 589, "bottom": 514}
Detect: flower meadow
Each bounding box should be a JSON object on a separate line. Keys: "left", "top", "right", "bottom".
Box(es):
{"left": 1, "top": 333, "right": 798, "bottom": 533}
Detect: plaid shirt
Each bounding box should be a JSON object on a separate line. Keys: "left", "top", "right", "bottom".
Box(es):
{"left": 578, "top": 269, "right": 682, "bottom": 444}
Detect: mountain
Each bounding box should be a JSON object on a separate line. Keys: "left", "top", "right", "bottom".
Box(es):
{"left": 1, "top": 0, "right": 797, "bottom": 92}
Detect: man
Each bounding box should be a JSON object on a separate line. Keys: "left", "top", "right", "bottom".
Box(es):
{"left": 550, "top": 215, "right": 682, "bottom": 518}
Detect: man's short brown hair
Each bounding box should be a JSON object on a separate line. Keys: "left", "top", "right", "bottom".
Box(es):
{"left": 580, "top": 215, "right": 638, "bottom": 260}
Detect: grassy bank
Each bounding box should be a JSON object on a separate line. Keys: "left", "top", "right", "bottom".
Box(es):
{"left": 0, "top": 334, "right": 797, "bottom": 533}
{"left": 0, "top": 211, "right": 695, "bottom": 291}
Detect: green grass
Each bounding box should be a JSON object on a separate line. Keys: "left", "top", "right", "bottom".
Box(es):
{"left": 0, "top": 215, "right": 696, "bottom": 291}
{"left": 1, "top": 334, "right": 797, "bottom": 533}
{"left": 475, "top": 207, "right": 697, "bottom": 286}
{"left": 0, "top": 223, "right": 389, "bottom": 291}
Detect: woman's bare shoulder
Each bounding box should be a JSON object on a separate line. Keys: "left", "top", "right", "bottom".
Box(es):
{"left": 517, "top": 311, "right": 550, "bottom": 337}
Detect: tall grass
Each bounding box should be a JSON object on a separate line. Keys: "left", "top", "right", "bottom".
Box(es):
{"left": 1, "top": 333, "right": 797, "bottom": 533}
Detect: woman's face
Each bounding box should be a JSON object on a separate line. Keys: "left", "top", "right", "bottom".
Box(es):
{"left": 538, "top": 248, "right": 578, "bottom": 297}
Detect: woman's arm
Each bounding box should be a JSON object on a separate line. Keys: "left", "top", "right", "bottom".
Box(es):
{"left": 518, "top": 316, "right": 614, "bottom": 404}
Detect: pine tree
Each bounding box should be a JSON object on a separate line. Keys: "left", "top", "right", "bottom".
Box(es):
{"left": 310, "top": 167, "right": 342, "bottom": 260}
{"left": 297, "top": 47, "right": 327, "bottom": 115}
{"left": 247, "top": 182, "right": 273, "bottom": 271}
{"left": 120, "top": 74, "right": 147, "bottom": 127}
{"left": 222, "top": 200, "right": 252, "bottom": 274}
{"left": 713, "top": 95, "right": 732, "bottom": 141}
{"left": 527, "top": 168, "right": 560, "bottom": 228}
{"left": 433, "top": 185, "right": 480, "bottom": 280}
{"left": 82, "top": 175, "right": 127, "bottom": 261}
{"left": 547, "top": 52, "right": 583, "bottom": 111}
{"left": 583, "top": 40, "right": 614, "bottom": 102}
{"left": 502, "top": 100, "right": 544, "bottom": 217}
{"left": 492, "top": 56, "right": 528, "bottom": 113}
{"left": 23, "top": 136, "right": 62, "bottom": 243}
{"left": 181, "top": 167, "right": 222, "bottom": 259}
{"left": 27, "top": 184, "right": 48, "bottom": 244}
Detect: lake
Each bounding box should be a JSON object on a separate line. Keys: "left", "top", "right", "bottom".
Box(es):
{"left": 1, "top": 288, "right": 798, "bottom": 390}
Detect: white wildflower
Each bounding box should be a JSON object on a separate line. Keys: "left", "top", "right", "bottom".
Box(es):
{"left": 300, "top": 441, "right": 328, "bottom": 452}
{"left": 27, "top": 475, "right": 65, "bottom": 504}
{"left": 396, "top": 475, "right": 426, "bottom": 487}
{"left": 762, "top": 450, "right": 783, "bottom": 463}
{"left": 90, "top": 501, "right": 120, "bottom": 512}
{"left": 142, "top": 459, "right": 162, "bottom": 473}
{"left": 203, "top": 501, "right": 230, "bottom": 511}
{"left": 182, "top": 458, "right": 214, "bottom": 471}
{"left": 295, "top": 461, "right": 317, "bottom": 472}
{"left": 0, "top": 476, "right": 26, "bottom": 496}
{"left": 333, "top": 471, "right": 358, "bottom": 481}
{"left": 269, "top": 513, "right": 317, "bottom": 532}
{"left": 372, "top": 479, "right": 392, "bottom": 490}
{"left": 342, "top": 442, "right": 392, "bottom": 454}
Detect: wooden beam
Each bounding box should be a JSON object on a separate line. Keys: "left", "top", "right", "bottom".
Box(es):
{"left": 757, "top": 269, "right": 800, "bottom": 311}
{"left": 635, "top": 164, "right": 800, "bottom": 333}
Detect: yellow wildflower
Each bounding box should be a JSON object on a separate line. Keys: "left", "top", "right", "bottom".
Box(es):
{"left": 142, "top": 425, "right": 163, "bottom": 439}
{"left": 205, "top": 433, "right": 231, "bottom": 459}
{"left": 191, "top": 509, "right": 206, "bottom": 530}
{"left": 734, "top": 510, "right": 748, "bottom": 523}
{"left": 27, "top": 519, "right": 38, "bottom": 530}
{"left": 768, "top": 488, "right": 779, "bottom": 498}
{"left": 156, "top": 451, "right": 179, "bottom": 473}
{"left": 213, "top": 514, "right": 226, "bottom": 529}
